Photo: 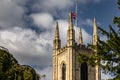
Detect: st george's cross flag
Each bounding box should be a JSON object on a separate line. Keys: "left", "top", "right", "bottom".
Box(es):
{"left": 71, "top": 12, "right": 77, "bottom": 19}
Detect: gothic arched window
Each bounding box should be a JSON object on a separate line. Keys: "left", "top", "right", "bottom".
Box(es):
{"left": 81, "top": 62, "right": 88, "bottom": 80}
{"left": 62, "top": 63, "right": 66, "bottom": 80}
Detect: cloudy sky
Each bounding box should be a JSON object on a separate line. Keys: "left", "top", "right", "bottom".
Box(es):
{"left": 0, "top": 0, "right": 120, "bottom": 80}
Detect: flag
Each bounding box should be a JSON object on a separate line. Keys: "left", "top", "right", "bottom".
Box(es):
{"left": 71, "top": 12, "right": 77, "bottom": 19}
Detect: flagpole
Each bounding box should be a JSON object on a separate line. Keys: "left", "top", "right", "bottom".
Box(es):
{"left": 75, "top": 2, "right": 78, "bottom": 27}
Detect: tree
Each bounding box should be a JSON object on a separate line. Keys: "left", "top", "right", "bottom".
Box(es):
{"left": 95, "top": 0, "right": 120, "bottom": 79}
{"left": 0, "top": 48, "right": 40, "bottom": 80}
{"left": 78, "top": 0, "right": 120, "bottom": 79}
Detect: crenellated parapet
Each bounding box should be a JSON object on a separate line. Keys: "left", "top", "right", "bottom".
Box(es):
{"left": 58, "top": 45, "right": 68, "bottom": 54}
{"left": 75, "top": 44, "right": 94, "bottom": 55}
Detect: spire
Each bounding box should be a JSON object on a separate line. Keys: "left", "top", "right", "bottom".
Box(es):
{"left": 93, "top": 17, "right": 101, "bottom": 80}
{"left": 93, "top": 17, "right": 98, "bottom": 45}
{"left": 55, "top": 22, "right": 60, "bottom": 40}
{"left": 69, "top": 12, "right": 74, "bottom": 30}
{"left": 78, "top": 28, "right": 83, "bottom": 44}
{"left": 54, "top": 22, "right": 61, "bottom": 49}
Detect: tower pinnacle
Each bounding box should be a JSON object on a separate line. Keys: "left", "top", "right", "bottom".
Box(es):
{"left": 67, "top": 12, "right": 75, "bottom": 46}
{"left": 93, "top": 17, "right": 101, "bottom": 80}
{"left": 78, "top": 28, "right": 83, "bottom": 44}
{"left": 54, "top": 22, "right": 61, "bottom": 49}
{"left": 93, "top": 17, "right": 98, "bottom": 45}
{"left": 55, "top": 22, "right": 60, "bottom": 40}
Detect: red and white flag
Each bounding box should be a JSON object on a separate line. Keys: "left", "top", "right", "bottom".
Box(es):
{"left": 71, "top": 12, "right": 77, "bottom": 19}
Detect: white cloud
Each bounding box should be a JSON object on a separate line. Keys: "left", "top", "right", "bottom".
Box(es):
{"left": 31, "top": 0, "right": 73, "bottom": 11}
{"left": 80, "top": 18, "right": 94, "bottom": 27}
{"left": 0, "top": 0, "right": 25, "bottom": 28}
{"left": 31, "top": 13, "right": 54, "bottom": 30}
{"left": 31, "top": 0, "right": 101, "bottom": 11}
{"left": 13, "top": 0, "right": 28, "bottom": 5}
{"left": 0, "top": 27, "right": 53, "bottom": 66}
{"left": 85, "top": 19, "right": 94, "bottom": 26}
{"left": 42, "top": 0, "right": 73, "bottom": 9}
{"left": 0, "top": 0, "right": 101, "bottom": 29}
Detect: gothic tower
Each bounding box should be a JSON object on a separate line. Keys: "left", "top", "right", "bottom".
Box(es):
{"left": 53, "top": 12, "right": 101, "bottom": 80}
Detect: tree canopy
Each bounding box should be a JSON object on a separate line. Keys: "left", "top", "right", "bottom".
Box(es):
{"left": 0, "top": 48, "right": 40, "bottom": 80}
{"left": 97, "top": 0, "right": 120, "bottom": 79}
{"left": 78, "top": 0, "right": 120, "bottom": 79}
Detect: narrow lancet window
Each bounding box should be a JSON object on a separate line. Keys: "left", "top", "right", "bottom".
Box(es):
{"left": 81, "top": 62, "right": 88, "bottom": 80}
{"left": 62, "top": 63, "right": 66, "bottom": 80}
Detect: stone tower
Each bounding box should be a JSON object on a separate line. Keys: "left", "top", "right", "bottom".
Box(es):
{"left": 53, "top": 12, "right": 101, "bottom": 80}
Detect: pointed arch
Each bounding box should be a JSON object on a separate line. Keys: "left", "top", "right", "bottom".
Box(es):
{"left": 62, "top": 63, "right": 66, "bottom": 80}
{"left": 81, "top": 62, "right": 88, "bottom": 80}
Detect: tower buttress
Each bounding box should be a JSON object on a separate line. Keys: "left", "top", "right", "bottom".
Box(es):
{"left": 93, "top": 17, "right": 98, "bottom": 45}
{"left": 67, "top": 12, "right": 75, "bottom": 47}
{"left": 78, "top": 28, "right": 83, "bottom": 45}
{"left": 53, "top": 22, "right": 61, "bottom": 50}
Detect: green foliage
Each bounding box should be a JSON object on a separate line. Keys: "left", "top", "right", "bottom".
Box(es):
{"left": 95, "top": 0, "right": 120, "bottom": 79}
{"left": 96, "top": 1, "right": 120, "bottom": 78}
{"left": 78, "top": 52, "right": 97, "bottom": 67}
{"left": 118, "top": 0, "right": 120, "bottom": 9}
{"left": 78, "top": 0, "right": 120, "bottom": 79}
{"left": 0, "top": 49, "right": 39, "bottom": 80}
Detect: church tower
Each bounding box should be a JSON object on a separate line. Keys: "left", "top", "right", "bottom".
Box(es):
{"left": 53, "top": 13, "right": 101, "bottom": 80}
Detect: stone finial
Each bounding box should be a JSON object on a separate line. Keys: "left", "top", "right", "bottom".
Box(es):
{"left": 69, "top": 12, "right": 73, "bottom": 30}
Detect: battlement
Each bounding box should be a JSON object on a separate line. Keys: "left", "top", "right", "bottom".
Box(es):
{"left": 58, "top": 45, "right": 67, "bottom": 53}
{"left": 76, "top": 44, "right": 93, "bottom": 54}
